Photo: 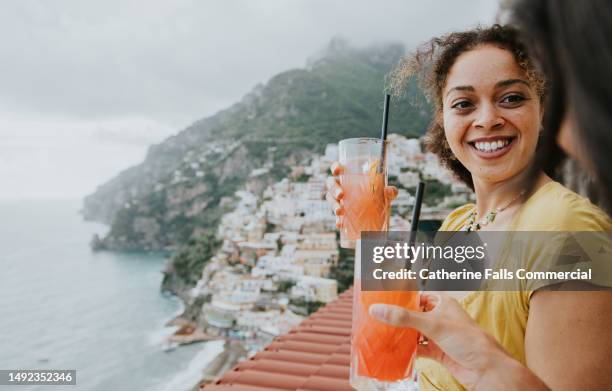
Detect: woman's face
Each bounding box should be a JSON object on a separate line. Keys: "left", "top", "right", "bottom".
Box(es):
{"left": 442, "top": 45, "right": 541, "bottom": 185}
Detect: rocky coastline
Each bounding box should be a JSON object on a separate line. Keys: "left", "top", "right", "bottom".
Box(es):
{"left": 192, "top": 340, "right": 247, "bottom": 390}
{"left": 163, "top": 312, "right": 247, "bottom": 389}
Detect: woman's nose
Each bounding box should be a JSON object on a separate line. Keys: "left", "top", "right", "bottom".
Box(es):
{"left": 474, "top": 103, "right": 504, "bottom": 130}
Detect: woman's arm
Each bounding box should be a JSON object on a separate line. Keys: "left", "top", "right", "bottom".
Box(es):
{"left": 525, "top": 289, "right": 612, "bottom": 390}
{"left": 485, "top": 354, "right": 552, "bottom": 391}
{"left": 370, "top": 293, "right": 551, "bottom": 391}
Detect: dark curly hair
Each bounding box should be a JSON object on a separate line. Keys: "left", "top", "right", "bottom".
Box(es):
{"left": 388, "top": 24, "right": 546, "bottom": 189}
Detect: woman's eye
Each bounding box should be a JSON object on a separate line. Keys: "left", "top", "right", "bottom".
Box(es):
{"left": 451, "top": 100, "right": 473, "bottom": 110}
{"left": 500, "top": 94, "right": 526, "bottom": 105}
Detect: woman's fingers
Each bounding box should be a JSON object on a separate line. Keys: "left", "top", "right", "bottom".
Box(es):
{"left": 325, "top": 176, "right": 344, "bottom": 201}
{"left": 369, "top": 304, "right": 434, "bottom": 335}
{"left": 330, "top": 162, "right": 344, "bottom": 176}
{"left": 325, "top": 163, "right": 344, "bottom": 220}
{"left": 417, "top": 338, "right": 446, "bottom": 363}
{"left": 328, "top": 196, "right": 343, "bottom": 216}
{"left": 384, "top": 186, "right": 398, "bottom": 202}
{"left": 325, "top": 189, "right": 344, "bottom": 216}
{"left": 420, "top": 292, "right": 443, "bottom": 312}
{"left": 325, "top": 175, "right": 336, "bottom": 191}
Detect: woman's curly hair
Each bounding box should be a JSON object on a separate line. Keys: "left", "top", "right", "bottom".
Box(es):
{"left": 387, "top": 24, "right": 546, "bottom": 189}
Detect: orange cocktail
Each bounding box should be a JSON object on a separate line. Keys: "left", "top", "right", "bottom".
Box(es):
{"left": 338, "top": 138, "right": 419, "bottom": 389}
{"left": 340, "top": 168, "right": 389, "bottom": 247}
{"left": 351, "top": 282, "right": 419, "bottom": 386}
{"left": 338, "top": 138, "right": 390, "bottom": 249}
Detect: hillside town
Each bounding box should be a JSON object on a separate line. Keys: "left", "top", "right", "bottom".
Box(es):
{"left": 176, "top": 133, "right": 472, "bottom": 358}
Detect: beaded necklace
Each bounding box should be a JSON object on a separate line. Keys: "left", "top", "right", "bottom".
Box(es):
{"left": 463, "top": 190, "right": 526, "bottom": 232}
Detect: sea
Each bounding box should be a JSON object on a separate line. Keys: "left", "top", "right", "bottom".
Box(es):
{"left": 0, "top": 199, "right": 224, "bottom": 391}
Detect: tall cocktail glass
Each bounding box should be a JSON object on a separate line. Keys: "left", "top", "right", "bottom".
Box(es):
{"left": 339, "top": 138, "right": 419, "bottom": 390}
{"left": 338, "top": 138, "right": 390, "bottom": 249}
{"left": 351, "top": 272, "right": 419, "bottom": 390}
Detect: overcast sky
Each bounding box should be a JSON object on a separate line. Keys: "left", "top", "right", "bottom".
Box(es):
{"left": 0, "top": 0, "right": 498, "bottom": 199}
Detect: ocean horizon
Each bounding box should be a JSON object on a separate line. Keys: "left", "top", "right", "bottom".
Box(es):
{"left": 0, "top": 198, "right": 222, "bottom": 390}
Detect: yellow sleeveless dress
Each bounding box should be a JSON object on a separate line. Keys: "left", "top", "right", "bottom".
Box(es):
{"left": 417, "top": 181, "right": 612, "bottom": 390}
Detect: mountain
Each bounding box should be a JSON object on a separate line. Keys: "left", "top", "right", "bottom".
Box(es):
{"left": 83, "top": 39, "right": 431, "bottom": 255}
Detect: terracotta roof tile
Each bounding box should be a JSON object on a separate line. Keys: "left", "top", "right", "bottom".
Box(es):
{"left": 202, "top": 288, "right": 354, "bottom": 391}
{"left": 204, "top": 385, "right": 282, "bottom": 391}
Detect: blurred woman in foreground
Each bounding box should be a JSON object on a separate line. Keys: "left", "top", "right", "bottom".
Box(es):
{"left": 368, "top": 1, "right": 612, "bottom": 390}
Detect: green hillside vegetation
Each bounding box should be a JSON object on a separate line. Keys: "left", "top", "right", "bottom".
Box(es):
{"left": 84, "top": 39, "right": 432, "bottom": 294}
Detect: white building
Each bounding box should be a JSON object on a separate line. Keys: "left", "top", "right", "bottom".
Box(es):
{"left": 297, "top": 233, "right": 337, "bottom": 250}
{"left": 398, "top": 171, "right": 420, "bottom": 188}
{"left": 291, "top": 276, "right": 338, "bottom": 303}
{"left": 235, "top": 310, "right": 303, "bottom": 336}
{"left": 392, "top": 188, "right": 415, "bottom": 214}
{"left": 252, "top": 254, "right": 304, "bottom": 280}
{"left": 210, "top": 290, "right": 259, "bottom": 312}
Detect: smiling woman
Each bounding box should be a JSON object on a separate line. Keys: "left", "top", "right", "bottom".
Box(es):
{"left": 371, "top": 24, "right": 612, "bottom": 390}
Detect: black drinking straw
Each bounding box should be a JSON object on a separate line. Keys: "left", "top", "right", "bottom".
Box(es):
{"left": 405, "top": 181, "right": 425, "bottom": 273}
{"left": 377, "top": 94, "right": 391, "bottom": 173}
{"left": 409, "top": 181, "right": 425, "bottom": 247}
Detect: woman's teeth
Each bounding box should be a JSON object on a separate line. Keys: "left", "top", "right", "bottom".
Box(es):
{"left": 473, "top": 139, "right": 510, "bottom": 152}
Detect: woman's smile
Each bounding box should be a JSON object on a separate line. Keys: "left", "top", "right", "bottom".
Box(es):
{"left": 467, "top": 135, "right": 516, "bottom": 159}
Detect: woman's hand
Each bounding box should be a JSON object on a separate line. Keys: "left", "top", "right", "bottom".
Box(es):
{"left": 325, "top": 161, "right": 398, "bottom": 228}
{"left": 369, "top": 293, "right": 551, "bottom": 391}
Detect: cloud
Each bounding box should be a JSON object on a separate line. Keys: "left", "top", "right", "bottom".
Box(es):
{"left": 0, "top": 0, "right": 498, "bottom": 123}
{"left": 0, "top": 0, "right": 499, "bottom": 198}
{"left": 91, "top": 122, "right": 171, "bottom": 147}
